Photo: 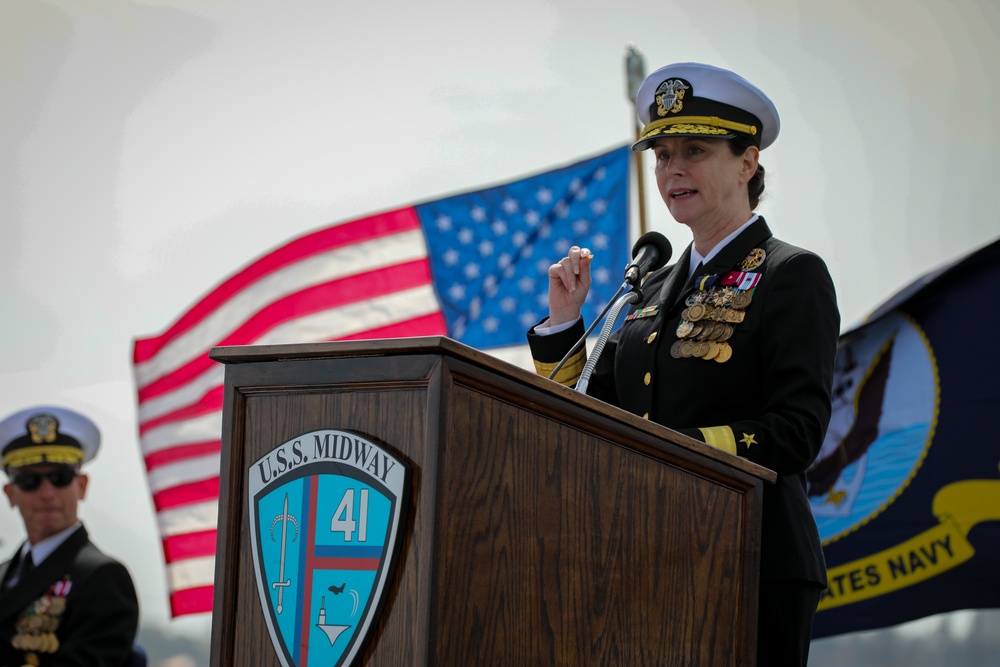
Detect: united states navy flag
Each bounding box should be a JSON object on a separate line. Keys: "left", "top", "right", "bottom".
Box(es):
{"left": 808, "top": 237, "right": 1000, "bottom": 637}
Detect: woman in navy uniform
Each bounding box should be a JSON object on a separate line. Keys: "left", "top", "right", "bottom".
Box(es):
{"left": 528, "top": 62, "right": 839, "bottom": 666}
{"left": 0, "top": 406, "right": 140, "bottom": 667}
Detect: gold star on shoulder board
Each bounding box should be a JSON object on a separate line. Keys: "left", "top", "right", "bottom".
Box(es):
{"left": 739, "top": 433, "right": 757, "bottom": 447}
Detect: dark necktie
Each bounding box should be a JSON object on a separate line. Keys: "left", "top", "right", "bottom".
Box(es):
{"left": 21, "top": 551, "right": 35, "bottom": 580}
{"left": 690, "top": 261, "right": 705, "bottom": 280}
{"left": 683, "top": 261, "right": 705, "bottom": 291}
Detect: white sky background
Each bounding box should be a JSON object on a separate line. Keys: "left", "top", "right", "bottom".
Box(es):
{"left": 2, "top": 0, "right": 997, "bottom": 644}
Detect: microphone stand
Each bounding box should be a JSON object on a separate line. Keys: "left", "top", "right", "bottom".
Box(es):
{"left": 576, "top": 287, "right": 642, "bottom": 394}
{"left": 546, "top": 281, "right": 629, "bottom": 381}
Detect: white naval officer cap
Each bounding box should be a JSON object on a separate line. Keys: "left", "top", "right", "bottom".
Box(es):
{"left": 0, "top": 405, "right": 100, "bottom": 473}
{"left": 632, "top": 62, "right": 780, "bottom": 152}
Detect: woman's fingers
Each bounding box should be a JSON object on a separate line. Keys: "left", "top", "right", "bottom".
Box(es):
{"left": 546, "top": 247, "right": 593, "bottom": 326}
{"left": 550, "top": 247, "right": 592, "bottom": 293}
{"left": 568, "top": 245, "right": 592, "bottom": 277}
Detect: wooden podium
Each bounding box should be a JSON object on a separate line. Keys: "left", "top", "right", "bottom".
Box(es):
{"left": 208, "top": 337, "right": 774, "bottom": 666}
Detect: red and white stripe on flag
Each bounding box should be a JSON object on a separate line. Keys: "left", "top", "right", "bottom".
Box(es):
{"left": 132, "top": 208, "right": 447, "bottom": 616}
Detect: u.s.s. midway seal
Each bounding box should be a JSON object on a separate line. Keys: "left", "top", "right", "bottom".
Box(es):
{"left": 248, "top": 429, "right": 410, "bottom": 667}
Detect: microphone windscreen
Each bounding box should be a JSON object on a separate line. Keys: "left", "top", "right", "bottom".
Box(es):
{"left": 631, "top": 231, "right": 673, "bottom": 272}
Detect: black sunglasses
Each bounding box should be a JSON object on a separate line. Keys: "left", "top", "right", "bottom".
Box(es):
{"left": 11, "top": 468, "right": 77, "bottom": 491}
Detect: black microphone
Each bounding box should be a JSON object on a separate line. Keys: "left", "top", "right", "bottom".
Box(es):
{"left": 624, "top": 231, "right": 672, "bottom": 286}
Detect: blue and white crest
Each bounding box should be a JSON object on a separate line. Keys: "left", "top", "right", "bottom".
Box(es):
{"left": 807, "top": 313, "right": 937, "bottom": 543}
{"left": 248, "top": 429, "right": 409, "bottom": 667}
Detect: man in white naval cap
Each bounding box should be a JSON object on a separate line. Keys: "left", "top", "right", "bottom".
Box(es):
{"left": 0, "top": 406, "right": 140, "bottom": 667}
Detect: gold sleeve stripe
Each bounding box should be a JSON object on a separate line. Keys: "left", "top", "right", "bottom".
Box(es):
{"left": 698, "top": 426, "right": 737, "bottom": 455}
{"left": 533, "top": 348, "right": 587, "bottom": 387}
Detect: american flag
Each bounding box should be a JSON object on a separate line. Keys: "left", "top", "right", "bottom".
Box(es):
{"left": 131, "top": 145, "right": 631, "bottom": 616}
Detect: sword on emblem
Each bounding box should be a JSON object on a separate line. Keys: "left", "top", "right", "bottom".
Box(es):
{"left": 270, "top": 493, "right": 298, "bottom": 614}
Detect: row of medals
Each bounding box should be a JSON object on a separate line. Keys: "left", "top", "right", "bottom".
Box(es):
{"left": 669, "top": 285, "right": 753, "bottom": 363}
{"left": 12, "top": 596, "right": 65, "bottom": 654}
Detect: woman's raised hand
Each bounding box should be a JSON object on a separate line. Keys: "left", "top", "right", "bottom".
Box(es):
{"left": 546, "top": 246, "right": 593, "bottom": 326}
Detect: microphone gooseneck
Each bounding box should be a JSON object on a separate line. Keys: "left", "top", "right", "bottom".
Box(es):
{"left": 546, "top": 281, "right": 627, "bottom": 381}
{"left": 575, "top": 288, "right": 643, "bottom": 394}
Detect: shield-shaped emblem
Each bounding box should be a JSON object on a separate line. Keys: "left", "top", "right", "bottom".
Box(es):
{"left": 248, "top": 429, "right": 410, "bottom": 667}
